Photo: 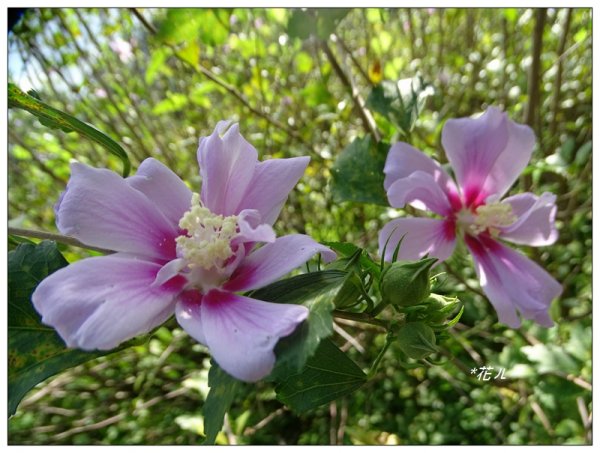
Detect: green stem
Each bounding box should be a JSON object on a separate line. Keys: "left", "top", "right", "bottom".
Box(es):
{"left": 332, "top": 310, "right": 388, "bottom": 329}
{"left": 8, "top": 227, "right": 113, "bottom": 254}
{"left": 369, "top": 300, "right": 390, "bottom": 317}
{"left": 368, "top": 330, "right": 396, "bottom": 379}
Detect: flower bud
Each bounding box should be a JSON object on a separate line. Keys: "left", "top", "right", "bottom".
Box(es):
{"left": 380, "top": 257, "right": 437, "bottom": 307}
{"left": 334, "top": 273, "right": 364, "bottom": 309}
{"left": 423, "top": 293, "right": 461, "bottom": 323}
{"left": 396, "top": 322, "right": 437, "bottom": 360}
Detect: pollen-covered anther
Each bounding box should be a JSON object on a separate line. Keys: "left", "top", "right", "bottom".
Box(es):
{"left": 176, "top": 194, "right": 239, "bottom": 270}
{"left": 472, "top": 203, "right": 517, "bottom": 235}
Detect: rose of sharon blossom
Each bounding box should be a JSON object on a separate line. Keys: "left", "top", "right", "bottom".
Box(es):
{"left": 379, "top": 107, "right": 561, "bottom": 328}
{"left": 32, "top": 122, "right": 335, "bottom": 382}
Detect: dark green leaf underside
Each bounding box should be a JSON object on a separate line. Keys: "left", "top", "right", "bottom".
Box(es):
{"left": 251, "top": 270, "right": 349, "bottom": 380}
{"left": 275, "top": 339, "right": 367, "bottom": 412}
{"left": 7, "top": 241, "right": 104, "bottom": 416}
{"left": 202, "top": 360, "right": 242, "bottom": 445}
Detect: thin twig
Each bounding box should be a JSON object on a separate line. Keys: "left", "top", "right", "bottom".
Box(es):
{"left": 130, "top": 8, "right": 301, "bottom": 141}
{"left": 530, "top": 399, "right": 554, "bottom": 437}
{"left": 8, "top": 131, "right": 68, "bottom": 185}
{"left": 549, "top": 9, "right": 572, "bottom": 141}
{"left": 542, "top": 34, "right": 590, "bottom": 78}
{"left": 523, "top": 8, "right": 547, "bottom": 135}
{"left": 336, "top": 35, "right": 371, "bottom": 86}
{"left": 130, "top": 7, "right": 157, "bottom": 34}
{"left": 8, "top": 227, "right": 113, "bottom": 254}
{"left": 52, "top": 387, "right": 188, "bottom": 441}
{"left": 332, "top": 310, "right": 388, "bottom": 329}
{"left": 222, "top": 414, "right": 238, "bottom": 445}
{"left": 334, "top": 322, "right": 366, "bottom": 354}
{"left": 243, "top": 407, "right": 286, "bottom": 436}
{"left": 329, "top": 401, "right": 337, "bottom": 445}
{"left": 334, "top": 317, "right": 385, "bottom": 332}
{"left": 74, "top": 9, "right": 176, "bottom": 170}
{"left": 549, "top": 371, "right": 592, "bottom": 392}
{"left": 337, "top": 399, "right": 348, "bottom": 444}
{"left": 321, "top": 40, "right": 381, "bottom": 142}
{"left": 576, "top": 396, "right": 592, "bottom": 443}
{"left": 56, "top": 10, "right": 153, "bottom": 161}
{"left": 53, "top": 413, "right": 125, "bottom": 440}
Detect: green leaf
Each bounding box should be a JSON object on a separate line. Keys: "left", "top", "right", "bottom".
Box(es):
{"left": 200, "top": 10, "right": 231, "bottom": 46}
{"left": 152, "top": 93, "right": 189, "bottom": 115}
{"left": 315, "top": 9, "right": 351, "bottom": 39}
{"left": 559, "top": 136, "right": 577, "bottom": 163}
{"left": 300, "top": 80, "right": 333, "bottom": 107}
{"left": 323, "top": 242, "right": 382, "bottom": 307}
{"left": 287, "top": 10, "right": 313, "bottom": 40}
{"left": 177, "top": 40, "right": 201, "bottom": 67}
{"left": 24, "top": 89, "right": 73, "bottom": 133}
{"left": 330, "top": 135, "right": 389, "bottom": 206}
{"left": 574, "top": 140, "right": 592, "bottom": 167}
{"left": 521, "top": 344, "right": 580, "bottom": 375}
{"left": 287, "top": 9, "right": 350, "bottom": 40}
{"left": 366, "top": 76, "right": 432, "bottom": 136}
{"left": 8, "top": 241, "right": 103, "bottom": 416}
{"left": 8, "top": 234, "right": 35, "bottom": 251}
{"left": 8, "top": 83, "right": 131, "bottom": 176}
{"left": 157, "top": 9, "right": 200, "bottom": 44}
{"left": 323, "top": 242, "right": 382, "bottom": 279}
{"left": 250, "top": 270, "right": 348, "bottom": 379}
{"left": 275, "top": 339, "right": 366, "bottom": 412}
{"left": 202, "top": 361, "right": 242, "bottom": 445}
{"left": 503, "top": 8, "right": 519, "bottom": 23}
{"left": 158, "top": 9, "right": 230, "bottom": 46}
{"left": 564, "top": 324, "right": 591, "bottom": 362}
{"left": 295, "top": 51, "right": 314, "bottom": 74}
{"left": 145, "top": 48, "right": 172, "bottom": 84}
{"left": 250, "top": 269, "right": 346, "bottom": 304}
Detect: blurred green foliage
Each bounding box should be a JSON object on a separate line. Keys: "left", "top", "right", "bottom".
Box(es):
{"left": 7, "top": 7, "right": 591, "bottom": 445}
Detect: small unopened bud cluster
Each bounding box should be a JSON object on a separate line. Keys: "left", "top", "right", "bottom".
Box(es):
{"left": 378, "top": 257, "right": 462, "bottom": 361}
{"left": 380, "top": 257, "right": 437, "bottom": 307}
{"left": 396, "top": 322, "right": 437, "bottom": 360}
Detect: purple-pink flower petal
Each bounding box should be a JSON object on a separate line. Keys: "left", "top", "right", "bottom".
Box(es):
{"left": 153, "top": 258, "right": 187, "bottom": 287}
{"left": 175, "top": 290, "right": 206, "bottom": 345}
{"left": 236, "top": 156, "right": 310, "bottom": 225}
{"left": 499, "top": 192, "right": 558, "bottom": 246}
{"left": 378, "top": 217, "right": 456, "bottom": 263}
{"left": 235, "top": 209, "right": 276, "bottom": 245}
{"left": 200, "top": 289, "right": 309, "bottom": 382}
{"left": 224, "top": 234, "right": 336, "bottom": 292}
{"left": 387, "top": 171, "right": 453, "bottom": 215}
{"left": 198, "top": 123, "right": 259, "bottom": 216}
{"left": 465, "top": 235, "right": 561, "bottom": 328}
{"left": 384, "top": 142, "right": 457, "bottom": 199}
{"left": 56, "top": 163, "right": 179, "bottom": 261}
{"left": 441, "top": 107, "right": 535, "bottom": 206}
{"left": 127, "top": 158, "right": 192, "bottom": 227}
{"left": 31, "top": 254, "right": 186, "bottom": 350}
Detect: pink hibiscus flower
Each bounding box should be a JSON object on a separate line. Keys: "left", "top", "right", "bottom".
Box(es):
{"left": 32, "top": 122, "right": 335, "bottom": 382}
{"left": 379, "top": 107, "right": 561, "bottom": 328}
